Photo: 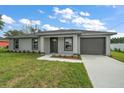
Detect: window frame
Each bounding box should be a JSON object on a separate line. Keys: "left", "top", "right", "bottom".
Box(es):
{"left": 64, "top": 37, "right": 73, "bottom": 51}
{"left": 32, "top": 38, "right": 38, "bottom": 50}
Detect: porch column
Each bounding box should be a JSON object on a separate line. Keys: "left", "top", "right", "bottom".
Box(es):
{"left": 73, "top": 35, "right": 79, "bottom": 54}
{"left": 39, "top": 36, "right": 45, "bottom": 53}
{"left": 106, "top": 36, "right": 111, "bottom": 56}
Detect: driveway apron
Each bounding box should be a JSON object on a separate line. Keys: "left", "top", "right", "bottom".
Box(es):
{"left": 81, "top": 55, "right": 124, "bottom": 88}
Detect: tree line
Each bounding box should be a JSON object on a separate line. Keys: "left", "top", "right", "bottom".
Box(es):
{"left": 111, "top": 37, "right": 124, "bottom": 43}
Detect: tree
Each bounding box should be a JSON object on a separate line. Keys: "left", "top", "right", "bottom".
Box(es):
{"left": 22, "top": 23, "right": 41, "bottom": 34}
{"left": 111, "top": 37, "right": 124, "bottom": 43}
{"left": 4, "top": 29, "right": 25, "bottom": 37}
{"left": 0, "top": 15, "right": 4, "bottom": 30}
{"left": 26, "top": 25, "right": 41, "bottom": 34}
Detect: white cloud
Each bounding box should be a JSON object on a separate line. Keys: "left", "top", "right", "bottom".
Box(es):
{"left": 80, "top": 11, "right": 90, "bottom": 16}
{"left": 42, "top": 24, "right": 59, "bottom": 30}
{"left": 38, "top": 9, "right": 44, "bottom": 14}
{"left": 52, "top": 7, "right": 108, "bottom": 31}
{"left": 53, "top": 7, "right": 91, "bottom": 23}
{"left": 72, "top": 17, "right": 107, "bottom": 30}
{"left": 59, "top": 19, "right": 66, "bottom": 23}
{"left": 72, "top": 17, "right": 85, "bottom": 25}
{"left": 53, "top": 7, "right": 78, "bottom": 24}
{"left": 31, "top": 20, "right": 41, "bottom": 25}
{"left": 85, "top": 18, "right": 104, "bottom": 26}
{"left": 19, "top": 19, "right": 30, "bottom": 25}
{"left": 53, "top": 7, "right": 74, "bottom": 20}
{"left": 48, "top": 15, "right": 56, "bottom": 19}
{"left": 83, "top": 23, "right": 107, "bottom": 30}
{"left": 60, "top": 27, "right": 64, "bottom": 29}
{"left": 41, "top": 24, "right": 65, "bottom": 31}
{"left": 107, "top": 29, "right": 116, "bottom": 32}
{"left": 54, "top": 7, "right": 74, "bottom": 15}
{"left": 1, "top": 15, "right": 15, "bottom": 24}
{"left": 83, "top": 18, "right": 107, "bottom": 30}
{"left": 111, "top": 33, "right": 124, "bottom": 38}
{"left": 107, "top": 30, "right": 124, "bottom": 38}
{"left": 19, "top": 18, "right": 41, "bottom": 25}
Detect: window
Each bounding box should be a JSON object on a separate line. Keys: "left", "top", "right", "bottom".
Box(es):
{"left": 64, "top": 37, "right": 73, "bottom": 51}
{"left": 14, "top": 39, "right": 19, "bottom": 50}
{"left": 32, "top": 38, "right": 38, "bottom": 50}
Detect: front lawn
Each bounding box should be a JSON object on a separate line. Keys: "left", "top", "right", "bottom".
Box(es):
{"left": 111, "top": 51, "right": 124, "bottom": 63}
{"left": 0, "top": 48, "right": 92, "bottom": 88}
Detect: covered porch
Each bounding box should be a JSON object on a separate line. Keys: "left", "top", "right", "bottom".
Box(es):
{"left": 38, "top": 35, "right": 80, "bottom": 55}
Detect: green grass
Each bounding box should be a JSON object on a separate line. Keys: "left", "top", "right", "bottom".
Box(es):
{"left": 0, "top": 48, "right": 92, "bottom": 88}
{"left": 111, "top": 51, "right": 124, "bottom": 63}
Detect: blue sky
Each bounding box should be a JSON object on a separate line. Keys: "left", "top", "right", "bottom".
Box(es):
{"left": 0, "top": 5, "right": 124, "bottom": 37}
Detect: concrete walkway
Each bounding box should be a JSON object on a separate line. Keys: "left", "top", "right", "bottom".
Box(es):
{"left": 37, "top": 54, "right": 82, "bottom": 63}
{"left": 81, "top": 55, "right": 124, "bottom": 88}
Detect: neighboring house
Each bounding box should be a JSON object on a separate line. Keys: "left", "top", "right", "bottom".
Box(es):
{"left": 7, "top": 29, "right": 116, "bottom": 56}
{"left": 0, "top": 40, "right": 9, "bottom": 47}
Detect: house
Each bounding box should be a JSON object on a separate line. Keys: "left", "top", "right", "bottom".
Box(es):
{"left": 0, "top": 40, "right": 9, "bottom": 48}
{"left": 7, "top": 29, "right": 116, "bottom": 55}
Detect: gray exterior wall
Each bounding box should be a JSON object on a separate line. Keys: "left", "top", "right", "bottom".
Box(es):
{"left": 8, "top": 38, "right": 36, "bottom": 52}
{"left": 44, "top": 37, "right": 50, "bottom": 54}
{"left": 8, "top": 39, "right": 14, "bottom": 50}
{"left": 106, "top": 36, "right": 111, "bottom": 56}
{"left": 73, "top": 35, "right": 80, "bottom": 54}
{"left": 58, "top": 37, "right": 73, "bottom": 54}
{"left": 8, "top": 33, "right": 111, "bottom": 56}
{"left": 19, "top": 38, "right": 32, "bottom": 51}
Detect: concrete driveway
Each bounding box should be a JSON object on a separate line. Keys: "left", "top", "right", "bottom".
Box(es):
{"left": 81, "top": 55, "right": 124, "bottom": 88}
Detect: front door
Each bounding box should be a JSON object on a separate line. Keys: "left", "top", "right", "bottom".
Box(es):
{"left": 50, "top": 37, "right": 58, "bottom": 53}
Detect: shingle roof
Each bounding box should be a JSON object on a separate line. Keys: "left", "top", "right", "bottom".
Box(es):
{"left": 6, "top": 34, "right": 38, "bottom": 39}
{"left": 6, "top": 29, "right": 117, "bottom": 39}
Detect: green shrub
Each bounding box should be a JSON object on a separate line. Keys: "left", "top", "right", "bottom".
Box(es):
{"left": 19, "top": 50, "right": 21, "bottom": 53}
{"left": 23, "top": 50, "right": 26, "bottom": 53}
{"left": 26, "top": 50, "right": 29, "bottom": 53}
{"left": 38, "top": 51, "right": 41, "bottom": 54}
{"left": 58, "top": 54, "right": 61, "bottom": 57}
{"left": 118, "top": 48, "right": 121, "bottom": 52}
{"left": 32, "top": 51, "right": 35, "bottom": 53}
{"left": 114, "top": 48, "right": 118, "bottom": 51}
{"left": 73, "top": 53, "right": 80, "bottom": 56}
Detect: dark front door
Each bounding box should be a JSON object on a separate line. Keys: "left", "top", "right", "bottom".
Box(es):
{"left": 50, "top": 37, "right": 58, "bottom": 53}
